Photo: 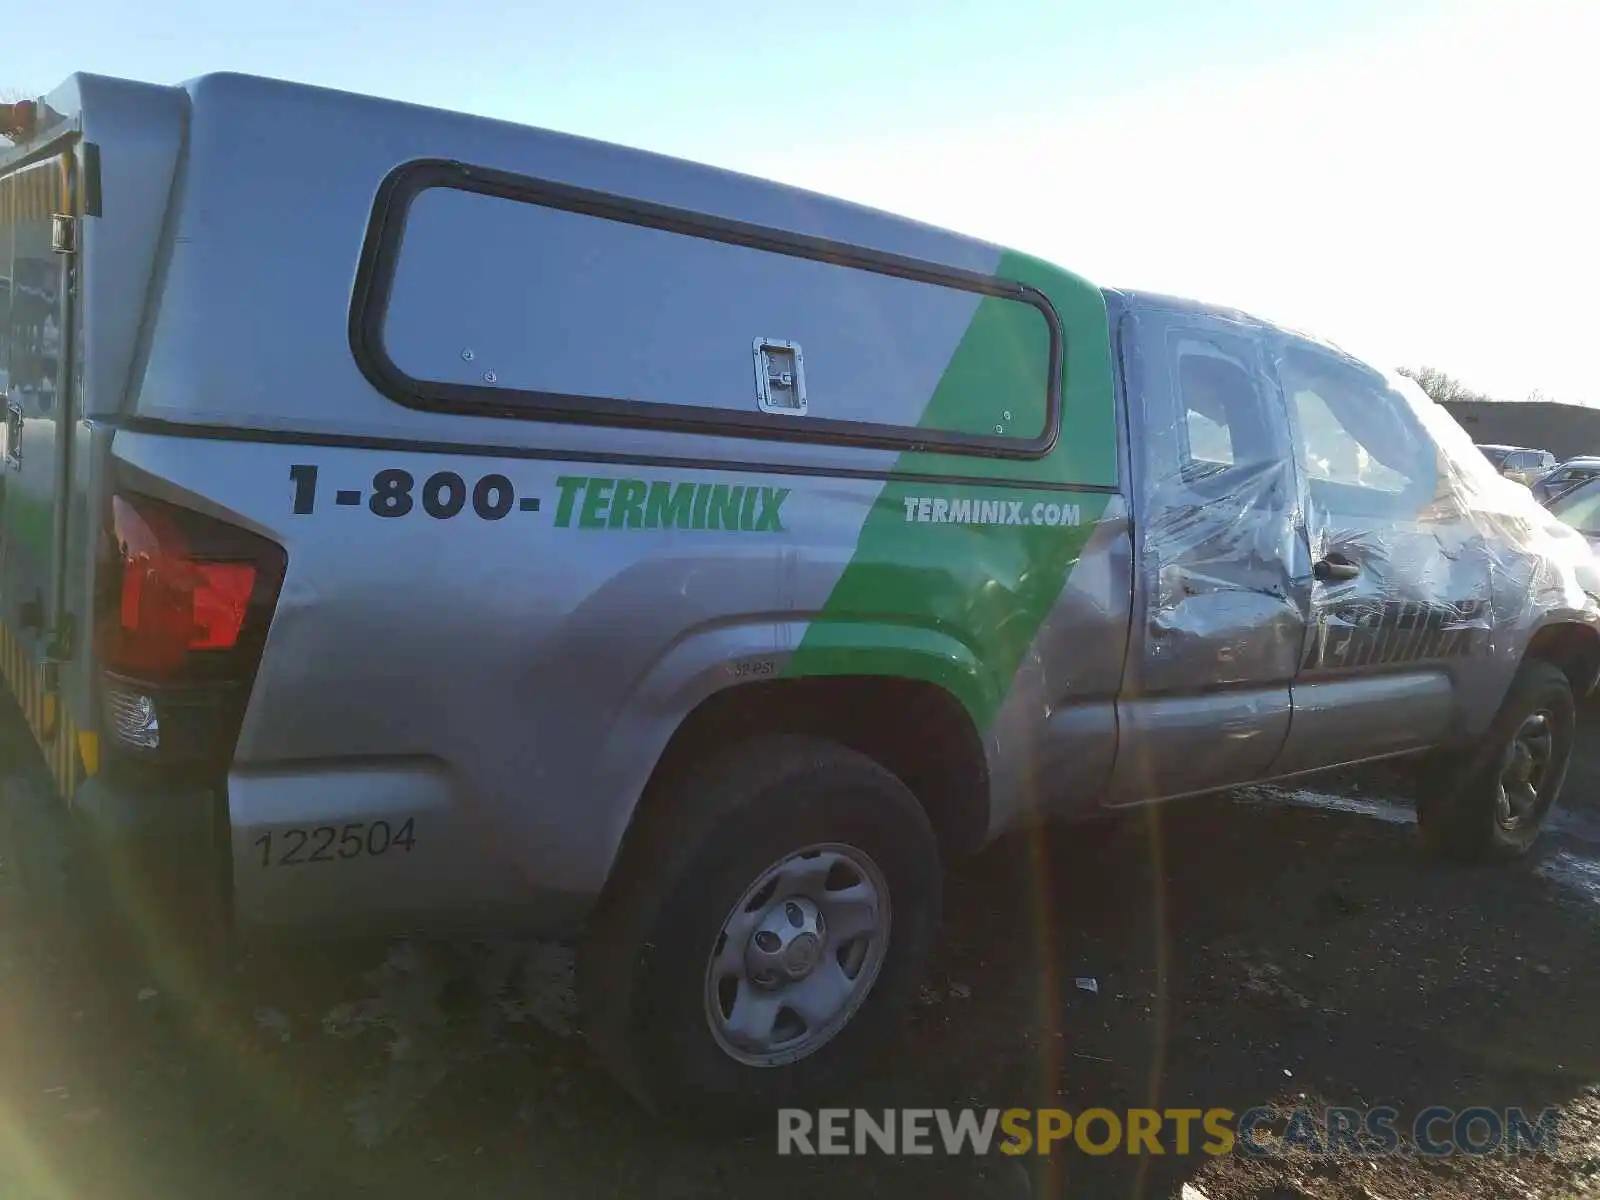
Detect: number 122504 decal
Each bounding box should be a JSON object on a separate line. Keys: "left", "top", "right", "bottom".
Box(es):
{"left": 254, "top": 818, "right": 416, "bottom": 868}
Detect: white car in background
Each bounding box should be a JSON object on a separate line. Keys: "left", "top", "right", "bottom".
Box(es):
{"left": 1480, "top": 444, "right": 1558, "bottom": 486}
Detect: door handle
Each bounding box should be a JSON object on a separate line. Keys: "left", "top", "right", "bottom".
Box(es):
{"left": 1313, "top": 554, "right": 1360, "bottom": 583}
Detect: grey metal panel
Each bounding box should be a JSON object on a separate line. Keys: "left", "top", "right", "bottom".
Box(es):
{"left": 45, "top": 66, "right": 1600, "bottom": 958}
{"left": 992, "top": 700, "right": 1119, "bottom": 827}
{"left": 53, "top": 74, "right": 188, "bottom": 419}
{"left": 1110, "top": 689, "right": 1293, "bottom": 803}
{"left": 985, "top": 496, "right": 1133, "bottom": 831}
{"left": 227, "top": 760, "right": 546, "bottom": 932}
{"left": 71, "top": 68, "right": 1077, "bottom": 935}
{"left": 1271, "top": 335, "right": 1496, "bottom": 763}
{"left": 0, "top": 156, "right": 70, "bottom": 665}
{"left": 587, "top": 625, "right": 813, "bottom": 870}
{"left": 130, "top": 70, "right": 1006, "bottom": 483}
{"left": 0, "top": 77, "right": 188, "bottom": 757}
{"left": 1274, "top": 672, "right": 1454, "bottom": 776}
{"left": 384, "top": 186, "right": 1018, "bottom": 434}
{"left": 1109, "top": 299, "right": 1304, "bottom": 803}
{"left": 61, "top": 422, "right": 112, "bottom": 734}
{"left": 1100, "top": 295, "right": 1600, "bottom": 772}
{"left": 109, "top": 428, "right": 882, "bottom": 924}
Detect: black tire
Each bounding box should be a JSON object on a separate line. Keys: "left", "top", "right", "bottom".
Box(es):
{"left": 1417, "top": 660, "right": 1574, "bottom": 863}
{"left": 577, "top": 735, "right": 943, "bottom": 1126}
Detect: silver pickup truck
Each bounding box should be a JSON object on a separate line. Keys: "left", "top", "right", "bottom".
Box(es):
{"left": 3, "top": 73, "right": 1598, "bottom": 1121}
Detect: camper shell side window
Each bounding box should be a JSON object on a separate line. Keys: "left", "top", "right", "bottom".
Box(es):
{"left": 351, "top": 161, "right": 1064, "bottom": 459}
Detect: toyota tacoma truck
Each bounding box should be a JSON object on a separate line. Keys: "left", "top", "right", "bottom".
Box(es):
{"left": 2, "top": 73, "right": 1598, "bottom": 1122}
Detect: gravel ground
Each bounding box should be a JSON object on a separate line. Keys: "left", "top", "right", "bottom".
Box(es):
{"left": 2, "top": 694, "right": 1599, "bottom": 1199}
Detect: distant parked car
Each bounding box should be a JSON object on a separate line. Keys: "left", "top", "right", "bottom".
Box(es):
{"left": 1479, "top": 444, "right": 1557, "bottom": 485}
{"left": 1531, "top": 457, "right": 1600, "bottom": 506}
{"left": 1547, "top": 476, "right": 1600, "bottom": 554}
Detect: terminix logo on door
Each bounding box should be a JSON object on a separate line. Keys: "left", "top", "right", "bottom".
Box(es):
{"left": 1303, "top": 599, "right": 1490, "bottom": 670}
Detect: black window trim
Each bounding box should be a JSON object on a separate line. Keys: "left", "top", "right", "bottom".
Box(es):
{"left": 349, "top": 158, "right": 1065, "bottom": 460}
{"left": 1164, "top": 323, "right": 1282, "bottom": 489}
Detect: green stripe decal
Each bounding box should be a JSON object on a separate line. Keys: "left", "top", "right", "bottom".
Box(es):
{"left": 0, "top": 483, "right": 54, "bottom": 562}
{"left": 785, "top": 252, "right": 1118, "bottom": 730}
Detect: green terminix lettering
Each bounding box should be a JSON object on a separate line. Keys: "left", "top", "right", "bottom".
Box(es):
{"left": 608, "top": 479, "right": 648, "bottom": 529}
{"left": 707, "top": 485, "right": 743, "bottom": 531}
{"left": 782, "top": 248, "right": 1118, "bottom": 730}
{"left": 553, "top": 476, "right": 587, "bottom": 527}
{"left": 754, "top": 486, "right": 789, "bottom": 531}
{"left": 645, "top": 481, "right": 695, "bottom": 529}
{"left": 554, "top": 476, "right": 789, "bottom": 532}
{"left": 578, "top": 478, "right": 614, "bottom": 528}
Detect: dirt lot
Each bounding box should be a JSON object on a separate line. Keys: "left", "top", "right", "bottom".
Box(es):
{"left": 2, "top": 695, "right": 1599, "bottom": 1200}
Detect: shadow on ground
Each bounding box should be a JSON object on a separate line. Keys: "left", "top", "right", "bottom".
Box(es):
{"left": 3, "top": 696, "right": 1599, "bottom": 1199}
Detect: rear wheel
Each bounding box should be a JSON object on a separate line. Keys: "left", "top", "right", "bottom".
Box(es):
{"left": 578, "top": 736, "right": 942, "bottom": 1124}
{"left": 1417, "top": 661, "right": 1574, "bottom": 863}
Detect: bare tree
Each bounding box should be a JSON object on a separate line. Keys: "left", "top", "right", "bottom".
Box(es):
{"left": 1400, "top": 367, "right": 1572, "bottom": 407}
{"left": 1398, "top": 365, "right": 1497, "bottom": 406}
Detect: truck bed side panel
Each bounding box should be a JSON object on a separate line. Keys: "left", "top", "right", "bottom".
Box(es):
{"left": 103, "top": 72, "right": 1124, "bottom": 934}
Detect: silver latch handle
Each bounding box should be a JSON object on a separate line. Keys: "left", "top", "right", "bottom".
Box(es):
{"left": 753, "top": 338, "right": 808, "bottom": 416}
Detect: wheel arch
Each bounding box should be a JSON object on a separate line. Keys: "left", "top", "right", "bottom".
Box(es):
{"left": 1523, "top": 620, "right": 1600, "bottom": 699}
{"left": 618, "top": 674, "right": 991, "bottom": 881}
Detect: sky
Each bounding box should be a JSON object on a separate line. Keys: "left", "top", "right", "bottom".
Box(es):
{"left": 6, "top": 0, "right": 1596, "bottom": 403}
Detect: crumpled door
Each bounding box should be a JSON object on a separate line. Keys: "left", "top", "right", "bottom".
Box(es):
{"left": 1110, "top": 304, "right": 1309, "bottom": 803}
{"left": 1269, "top": 338, "right": 1495, "bottom": 774}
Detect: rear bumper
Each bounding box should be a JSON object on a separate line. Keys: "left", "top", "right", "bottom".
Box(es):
{"left": 223, "top": 760, "right": 593, "bottom": 941}
{"left": 73, "top": 773, "right": 221, "bottom": 846}
{"left": 69, "top": 770, "right": 230, "bottom": 923}
{"left": 59, "top": 758, "right": 596, "bottom": 942}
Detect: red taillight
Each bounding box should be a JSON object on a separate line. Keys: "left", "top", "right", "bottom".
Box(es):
{"left": 100, "top": 493, "right": 278, "bottom": 677}
{"left": 95, "top": 490, "right": 285, "bottom": 765}
{"left": 189, "top": 563, "right": 258, "bottom": 648}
